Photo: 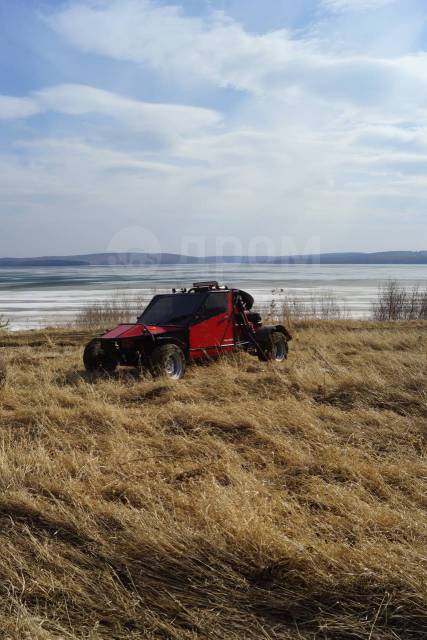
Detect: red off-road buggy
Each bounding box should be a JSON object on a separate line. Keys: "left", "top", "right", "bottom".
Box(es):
{"left": 83, "top": 282, "right": 291, "bottom": 379}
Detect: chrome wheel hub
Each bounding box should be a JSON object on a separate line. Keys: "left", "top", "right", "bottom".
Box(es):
{"left": 164, "top": 354, "right": 183, "bottom": 379}
{"left": 273, "top": 339, "right": 286, "bottom": 362}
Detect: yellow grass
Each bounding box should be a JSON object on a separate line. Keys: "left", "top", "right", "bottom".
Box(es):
{"left": 0, "top": 320, "right": 426, "bottom": 639}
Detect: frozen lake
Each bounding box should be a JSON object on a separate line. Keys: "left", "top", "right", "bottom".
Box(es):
{"left": 0, "top": 263, "right": 426, "bottom": 329}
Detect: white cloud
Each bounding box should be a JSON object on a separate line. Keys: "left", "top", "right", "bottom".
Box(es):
{"left": 35, "top": 84, "right": 222, "bottom": 137}
{"left": 48, "top": 1, "right": 292, "bottom": 93}
{"left": 0, "top": 95, "right": 41, "bottom": 119}
{"left": 47, "top": 0, "right": 427, "bottom": 115}
{"left": 3, "top": 100, "right": 426, "bottom": 255}
{"left": 1, "top": 0, "right": 426, "bottom": 254}
{"left": 0, "top": 84, "right": 222, "bottom": 139}
{"left": 321, "top": 0, "right": 395, "bottom": 12}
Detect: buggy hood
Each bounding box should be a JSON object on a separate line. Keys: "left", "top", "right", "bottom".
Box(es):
{"left": 100, "top": 324, "right": 176, "bottom": 339}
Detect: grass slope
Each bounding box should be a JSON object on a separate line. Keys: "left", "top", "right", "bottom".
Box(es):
{"left": 0, "top": 321, "right": 426, "bottom": 639}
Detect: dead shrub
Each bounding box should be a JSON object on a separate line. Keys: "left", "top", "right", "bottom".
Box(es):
{"left": 372, "top": 280, "right": 427, "bottom": 320}
{"left": 74, "top": 291, "right": 151, "bottom": 329}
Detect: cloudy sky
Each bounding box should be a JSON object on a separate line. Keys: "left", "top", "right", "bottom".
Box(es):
{"left": 1, "top": 0, "right": 427, "bottom": 257}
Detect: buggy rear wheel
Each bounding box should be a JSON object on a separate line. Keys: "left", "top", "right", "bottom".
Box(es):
{"left": 258, "top": 331, "right": 288, "bottom": 362}
{"left": 150, "top": 344, "right": 186, "bottom": 380}
{"left": 271, "top": 331, "right": 288, "bottom": 362}
{"left": 83, "top": 340, "right": 118, "bottom": 373}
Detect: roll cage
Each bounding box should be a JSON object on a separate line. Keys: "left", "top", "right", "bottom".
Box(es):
{"left": 138, "top": 284, "right": 233, "bottom": 327}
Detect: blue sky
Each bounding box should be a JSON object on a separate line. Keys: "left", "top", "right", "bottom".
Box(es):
{"left": 1, "top": 0, "right": 427, "bottom": 256}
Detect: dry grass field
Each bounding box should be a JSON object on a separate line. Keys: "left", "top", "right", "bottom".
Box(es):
{"left": 0, "top": 320, "right": 426, "bottom": 639}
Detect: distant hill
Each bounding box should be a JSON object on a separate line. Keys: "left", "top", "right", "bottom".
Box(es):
{"left": 0, "top": 250, "right": 427, "bottom": 267}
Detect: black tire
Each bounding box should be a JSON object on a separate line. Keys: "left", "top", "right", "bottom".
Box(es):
{"left": 83, "top": 340, "right": 118, "bottom": 373}
{"left": 150, "top": 344, "right": 186, "bottom": 380}
{"left": 271, "top": 331, "right": 288, "bottom": 361}
{"left": 258, "top": 331, "right": 288, "bottom": 362}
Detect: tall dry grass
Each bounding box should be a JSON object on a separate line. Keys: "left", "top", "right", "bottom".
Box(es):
{"left": 0, "top": 321, "right": 426, "bottom": 638}
{"left": 262, "top": 290, "right": 348, "bottom": 323}
{"left": 72, "top": 283, "right": 426, "bottom": 330}
{"left": 74, "top": 293, "right": 149, "bottom": 330}
{"left": 0, "top": 354, "right": 6, "bottom": 387}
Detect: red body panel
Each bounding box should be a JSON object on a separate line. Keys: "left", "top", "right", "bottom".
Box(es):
{"left": 101, "top": 324, "right": 171, "bottom": 339}
{"left": 189, "top": 291, "right": 234, "bottom": 359}
{"left": 101, "top": 324, "right": 143, "bottom": 339}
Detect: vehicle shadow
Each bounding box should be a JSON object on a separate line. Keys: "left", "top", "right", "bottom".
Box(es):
{"left": 55, "top": 367, "right": 147, "bottom": 386}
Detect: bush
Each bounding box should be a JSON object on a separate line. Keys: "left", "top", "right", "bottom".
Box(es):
{"left": 372, "top": 281, "right": 427, "bottom": 320}
{"left": 266, "top": 289, "right": 346, "bottom": 322}
{"left": 74, "top": 292, "right": 149, "bottom": 329}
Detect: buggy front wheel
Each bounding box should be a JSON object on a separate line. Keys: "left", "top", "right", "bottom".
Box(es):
{"left": 83, "top": 340, "right": 118, "bottom": 373}
{"left": 150, "top": 344, "right": 186, "bottom": 380}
